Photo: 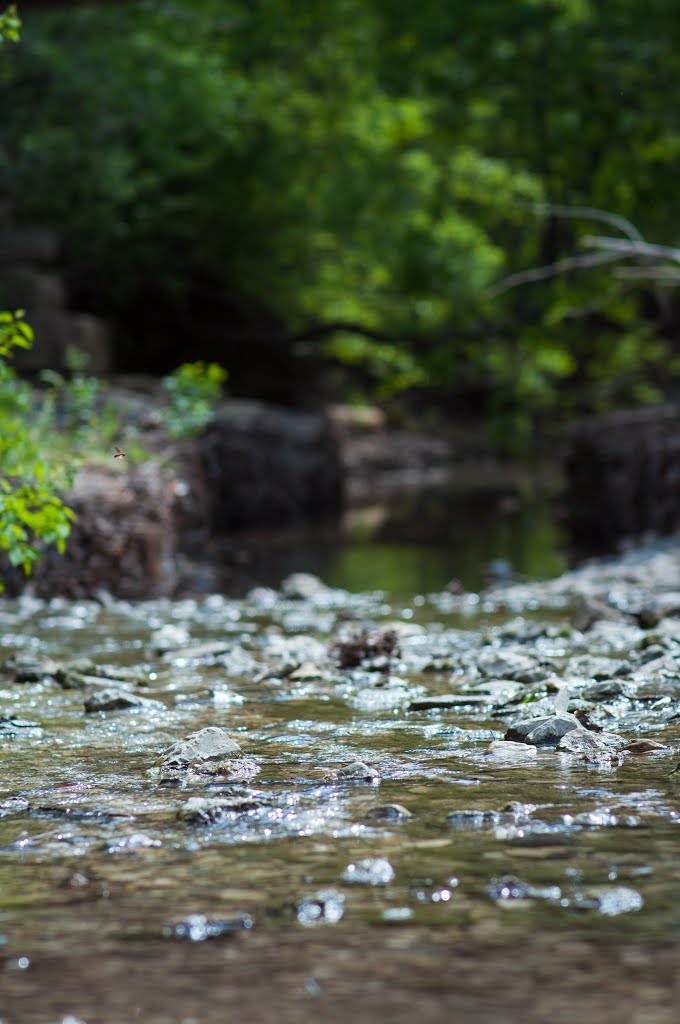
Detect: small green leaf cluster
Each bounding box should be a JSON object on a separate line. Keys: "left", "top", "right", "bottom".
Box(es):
{"left": 161, "top": 361, "right": 227, "bottom": 440}
{"left": 0, "top": 311, "right": 76, "bottom": 587}
{"left": 0, "top": 4, "right": 19, "bottom": 45}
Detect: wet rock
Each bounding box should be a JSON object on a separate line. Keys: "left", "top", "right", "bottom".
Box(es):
{"left": 0, "top": 714, "right": 42, "bottom": 738}
{"left": 2, "top": 653, "right": 59, "bottom": 683}
{"left": 505, "top": 711, "right": 582, "bottom": 747}
{"left": 485, "top": 740, "right": 538, "bottom": 759}
{"left": 326, "top": 760, "right": 380, "bottom": 782}
{"left": 341, "top": 856, "right": 395, "bottom": 885}
{"left": 624, "top": 739, "right": 668, "bottom": 754}
{"left": 6, "top": 462, "right": 179, "bottom": 600}
{"left": 447, "top": 809, "right": 506, "bottom": 830}
{"left": 177, "top": 793, "right": 265, "bottom": 824}
{"left": 367, "top": 803, "right": 412, "bottom": 821}
{"left": 556, "top": 729, "right": 625, "bottom": 755}
{"left": 83, "top": 688, "right": 163, "bottom": 713}
{"left": 160, "top": 639, "right": 233, "bottom": 664}
{"left": 334, "top": 628, "right": 400, "bottom": 670}
{"left": 163, "top": 912, "right": 253, "bottom": 941}
{"left": 288, "top": 661, "right": 325, "bottom": 681}
{"left": 56, "top": 661, "right": 148, "bottom": 690}
{"left": 157, "top": 726, "right": 245, "bottom": 777}
{"left": 474, "top": 648, "right": 538, "bottom": 681}
{"left": 0, "top": 797, "right": 31, "bottom": 817}
{"left": 409, "top": 694, "right": 491, "bottom": 711}
{"left": 581, "top": 679, "right": 629, "bottom": 701}
{"left": 296, "top": 888, "right": 345, "bottom": 926}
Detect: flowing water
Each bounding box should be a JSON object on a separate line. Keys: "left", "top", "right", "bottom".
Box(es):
{"left": 3, "top": 522, "right": 680, "bottom": 1022}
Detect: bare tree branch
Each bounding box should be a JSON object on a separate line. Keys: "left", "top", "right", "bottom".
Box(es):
{"left": 488, "top": 250, "right": 623, "bottom": 296}
{"left": 532, "top": 203, "right": 645, "bottom": 243}
{"left": 581, "top": 234, "right": 680, "bottom": 264}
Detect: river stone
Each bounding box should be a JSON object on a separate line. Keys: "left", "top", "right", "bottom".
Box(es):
{"left": 326, "top": 760, "right": 380, "bottom": 782}
{"left": 56, "top": 661, "right": 148, "bottom": 690}
{"left": 474, "top": 648, "right": 538, "bottom": 681}
{"left": 161, "top": 640, "right": 233, "bottom": 663}
{"left": 3, "top": 653, "right": 59, "bottom": 683}
{"left": 581, "top": 679, "right": 629, "bottom": 701}
{"left": 159, "top": 726, "right": 243, "bottom": 770}
{"left": 409, "top": 694, "right": 491, "bottom": 711}
{"left": 177, "top": 793, "right": 264, "bottom": 824}
{"left": 367, "top": 803, "right": 412, "bottom": 821}
{"left": 556, "top": 729, "right": 625, "bottom": 755}
{"left": 83, "top": 688, "right": 162, "bottom": 713}
{"left": 505, "top": 711, "right": 582, "bottom": 747}
{"left": 485, "top": 740, "right": 538, "bottom": 759}
{"left": 624, "top": 738, "right": 668, "bottom": 754}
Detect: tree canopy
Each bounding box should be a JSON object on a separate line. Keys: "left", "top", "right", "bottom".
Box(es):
{"left": 1, "top": 0, "right": 680, "bottom": 443}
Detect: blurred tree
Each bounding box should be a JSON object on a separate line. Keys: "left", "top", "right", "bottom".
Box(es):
{"left": 1, "top": 0, "right": 678, "bottom": 442}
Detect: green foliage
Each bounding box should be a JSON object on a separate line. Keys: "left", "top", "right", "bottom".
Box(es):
{"left": 0, "top": 308, "right": 32, "bottom": 355}
{"left": 0, "top": 4, "right": 20, "bottom": 44}
{"left": 0, "top": 313, "right": 76, "bottom": 584}
{"left": 161, "top": 361, "right": 227, "bottom": 439}
{"left": 40, "top": 346, "right": 102, "bottom": 444}
{"left": 0, "top": 1, "right": 679, "bottom": 447}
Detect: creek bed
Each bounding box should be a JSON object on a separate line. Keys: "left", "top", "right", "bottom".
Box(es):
{"left": 3, "top": 546, "right": 680, "bottom": 1022}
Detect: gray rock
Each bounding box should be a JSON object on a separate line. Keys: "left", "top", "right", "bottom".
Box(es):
{"left": 581, "top": 679, "right": 628, "bottom": 701}
{"left": 505, "top": 712, "right": 582, "bottom": 746}
{"left": 160, "top": 640, "right": 233, "bottom": 663}
{"left": 474, "top": 648, "right": 538, "bottom": 680}
{"left": 485, "top": 740, "right": 538, "bottom": 759}
{"left": 408, "top": 694, "right": 491, "bottom": 711}
{"left": 556, "top": 729, "right": 625, "bottom": 755}
{"left": 84, "top": 688, "right": 163, "bottom": 713}
{"left": 367, "top": 803, "right": 412, "bottom": 821}
{"left": 326, "top": 760, "right": 380, "bottom": 782}
{"left": 177, "top": 793, "right": 265, "bottom": 824}
{"left": 3, "top": 653, "right": 59, "bottom": 683}
{"left": 159, "top": 726, "right": 243, "bottom": 771}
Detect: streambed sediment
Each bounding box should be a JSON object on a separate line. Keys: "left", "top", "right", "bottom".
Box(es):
{"left": 3, "top": 545, "right": 680, "bottom": 1022}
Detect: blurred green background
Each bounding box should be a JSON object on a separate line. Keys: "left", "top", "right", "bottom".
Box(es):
{"left": 2, "top": 0, "right": 680, "bottom": 447}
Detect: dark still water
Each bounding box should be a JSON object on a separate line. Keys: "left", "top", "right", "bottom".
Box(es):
{"left": 244, "top": 487, "right": 569, "bottom": 597}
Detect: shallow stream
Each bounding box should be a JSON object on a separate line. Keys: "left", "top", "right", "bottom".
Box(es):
{"left": 3, "top": 538, "right": 680, "bottom": 1021}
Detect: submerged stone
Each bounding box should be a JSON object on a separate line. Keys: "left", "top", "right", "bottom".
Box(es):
{"left": 485, "top": 740, "right": 538, "bottom": 759}
{"left": 367, "top": 803, "right": 412, "bottom": 821}
{"left": 177, "top": 793, "right": 265, "bottom": 824}
{"left": 556, "top": 729, "right": 625, "bottom": 755}
{"left": 409, "top": 694, "right": 491, "bottom": 711}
